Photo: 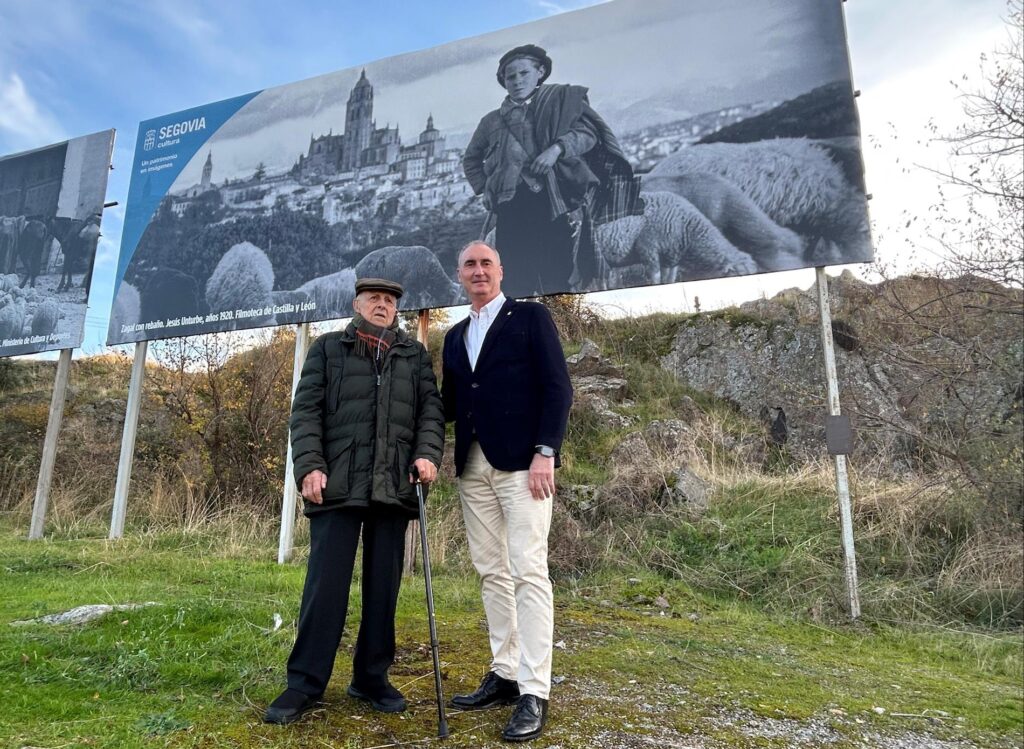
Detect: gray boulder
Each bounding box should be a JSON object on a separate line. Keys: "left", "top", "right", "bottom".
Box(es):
{"left": 659, "top": 282, "right": 910, "bottom": 468}
{"left": 567, "top": 338, "right": 625, "bottom": 378}
{"left": 568, "top": 339, "right": 633, "bottom": 430}
{"left": 659, "top": 271, "right": 1023, "bottom": 472}
{"left": 604, "top": 419, "right": 705, "bottom": 510}
{"left": 660, "top": 467, "right": 711, "bottom": 516}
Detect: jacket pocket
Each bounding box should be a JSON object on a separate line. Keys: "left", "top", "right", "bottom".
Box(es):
{"left": 393, "top": 438, "right": 415, "bottom": 502}
{"left": 327, "top": 364, "right": 344, "bottom": 415}
{"left": 324, "top": 435, "right": 354, "bottom": 498}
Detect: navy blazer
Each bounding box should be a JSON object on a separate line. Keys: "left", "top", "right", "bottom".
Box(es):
{"left": 442, "top": 298, "right": 573, "bottom": 476}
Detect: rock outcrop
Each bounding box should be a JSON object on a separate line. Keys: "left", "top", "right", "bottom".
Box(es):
{"left": 660, "top": 271, "right": 1023, "bottom": 470}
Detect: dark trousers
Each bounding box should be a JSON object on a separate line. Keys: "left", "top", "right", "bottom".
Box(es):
{"left": 286, "top": 508, "right": 409, "bottom": 697}
{"left": 496, "top": 183, "right": 576, "bottom": 297}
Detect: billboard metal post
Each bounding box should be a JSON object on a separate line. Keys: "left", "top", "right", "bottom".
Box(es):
{"left": 278, "top": 323, "right": 311, "bottom": 564}
{"left": 27, "top": 348, "right": 73, "bottom": 539}
{"left": 815, "top": 267, "right": 861, "bottom": 619}
{"left": 109, "top": 340, "right": 148, "bottom": 539}
{"left": 403, "top": 309, "right": 432, "bottom": 576}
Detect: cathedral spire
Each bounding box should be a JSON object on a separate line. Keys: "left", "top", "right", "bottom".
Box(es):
{"left": 201, "top": 151, "right": 213, "bottom": 190}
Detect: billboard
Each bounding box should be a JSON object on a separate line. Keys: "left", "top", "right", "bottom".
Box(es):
{"left": 108, "top": 0, "right": 871, "bottom": 345}
{"left": 1, "top": 130, "right": 115, "bottom": 357}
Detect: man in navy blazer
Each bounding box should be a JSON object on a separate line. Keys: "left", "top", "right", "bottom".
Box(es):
{"left": 441, "top": 240, "right": 572, "bottom": 742}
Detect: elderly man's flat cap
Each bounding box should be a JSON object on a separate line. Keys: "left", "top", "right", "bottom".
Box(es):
{"left": 355, "top": 277, "right": 404, "bottom": 299}
{"left": 496, "top": 44, "right": 552, "bottom": 87}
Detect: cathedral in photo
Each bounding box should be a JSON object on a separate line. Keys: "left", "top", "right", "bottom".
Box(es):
{"left": 295, "top": 70, "right": 458, "bottom": 182}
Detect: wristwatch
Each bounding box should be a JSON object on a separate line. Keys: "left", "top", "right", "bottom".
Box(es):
{"left": 534, "top": 445, "right": 556, "bottom": 458}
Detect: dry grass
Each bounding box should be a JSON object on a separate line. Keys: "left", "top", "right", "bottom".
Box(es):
{"left": 2, "top": 299, "right": 1021, "bottom": 628}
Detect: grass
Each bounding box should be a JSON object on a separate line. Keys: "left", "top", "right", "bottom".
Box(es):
{"left": 1, "top": 522, "right": 1021, "bottom": 749}
{"left": 2, "top": 304, "right": 1022, "bottom": 746}
{"left": 4, "top": 304, "right": 1019, "bottom": 630}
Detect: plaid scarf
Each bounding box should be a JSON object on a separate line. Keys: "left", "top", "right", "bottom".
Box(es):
{"left": 353, "top": 313, "right": 398, "bottom": 363}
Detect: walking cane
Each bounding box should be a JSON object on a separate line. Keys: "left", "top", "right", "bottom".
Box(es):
{"left": 413, "top": 469, "right": 449, "bottom": 738}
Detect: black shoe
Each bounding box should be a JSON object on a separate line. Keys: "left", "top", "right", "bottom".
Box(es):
{"left": 449, "top": 671, "right": 520, "bottom": 711}
{"left": 502, "top": 694, "right": 549, "bottom": 742}
{"left": 346, "top": 682, "right": 407, "bottom": 713}
{"left": 263, "top": 688, "right": 320, "bottom": 725}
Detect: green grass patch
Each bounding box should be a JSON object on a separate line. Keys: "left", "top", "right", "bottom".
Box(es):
{"left": 0, "top": 523, "right": 1020, "bottom": 748}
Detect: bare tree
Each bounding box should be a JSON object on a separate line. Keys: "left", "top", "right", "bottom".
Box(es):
{"left": 149, "top": 328, "right": 295, "bottom": 515}
{"left": 854, "top": 3, "right": 1023, "bottom": 532}
{"left": 927, "top": 0, "right": 1023, "bottom": 289}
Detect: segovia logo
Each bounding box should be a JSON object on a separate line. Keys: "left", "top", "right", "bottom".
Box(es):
{"left": 143, "top": 129, "right": 156, "bottom": 151}
{"left": 158, "top": 117, "right": 207, "bottom": 140}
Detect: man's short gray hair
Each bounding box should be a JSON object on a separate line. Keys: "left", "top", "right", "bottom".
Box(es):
{"left": 458, "top": 240, "right": 501, "bottom": 266}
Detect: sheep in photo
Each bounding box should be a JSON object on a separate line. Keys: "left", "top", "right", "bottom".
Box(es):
{"left": 141, "top": 268, "right": 205, "bottom": 324}
{"left": 30, "top": 299, "right": 60, "bottom": 336}
{"left": 205, "top": 241, "right": 275, "bottom": 324}
{"left": 648, "top": 138, "right": 871, "bottom": 263}
{"left": 110, "top": 281, "right": 141, "bottom": 336}
{"left": 270, "top": 289, "right": 312, "bottom": 323}
{"left": 641, "top": 172, "right": 804, "bottom": 272}
{"left": 296, "top": 269, "right": 357, "bottom": 317}
{"left": 0, "top": 273, "right": 20, "bottom": 293}
{"left": 590, "top": 190, "right": 759, "bottom": 289}
{"left": 0, "top": 295, "right": 27, "bottom": 339}
{"left": 355, "top": 245, "right": 464, "bottom": 309}
{"left": 272, "top": 289, "right": 310, "bottom": 307}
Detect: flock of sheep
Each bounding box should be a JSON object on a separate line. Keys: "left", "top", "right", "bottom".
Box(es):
{"left": 112, "top": 241, "right": 464, "bottom": 338}
{"left": 0, "top": 274, "right": 61, "bottom": 341}
{"left": 110, "top": 137, "right": 870, "bottom": 338}
{"left": 593, "top": 138, "right": 869, "bottom": 289}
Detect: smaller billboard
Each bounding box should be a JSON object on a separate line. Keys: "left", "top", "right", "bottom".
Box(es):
{"left": 0, "top": 130, "right": 115, "bottom": 358}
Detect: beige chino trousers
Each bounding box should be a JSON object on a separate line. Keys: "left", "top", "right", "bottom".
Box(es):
{"left": 458, "top": 441, "right": 554, "bottom": 699}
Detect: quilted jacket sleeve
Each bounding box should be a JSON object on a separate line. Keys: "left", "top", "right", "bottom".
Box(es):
{"left": 289, "top": 336, "right": 328, "bottom": 487}
{"left": 412, "top": 344, "right": 445, "bottom": 468}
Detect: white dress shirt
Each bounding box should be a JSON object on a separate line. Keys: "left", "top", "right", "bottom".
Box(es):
{"left": 464, "top": 292, "right": 506, "bottom": 371}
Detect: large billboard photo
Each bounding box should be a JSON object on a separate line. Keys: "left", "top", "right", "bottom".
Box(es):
{"left": 1, "top": 130, "right": 115, "bottom": 357}
{"left": 108, "top": 0, "right": 871, "bottom": 345}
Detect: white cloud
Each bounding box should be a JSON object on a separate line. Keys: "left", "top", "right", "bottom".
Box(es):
{"left": 146, "top": 0, "right": 218, "bottom": 46}
{"left": 530, "top": 0, "right": 609, "bottom": 16}
{"left": 0, "top": 70, "right": 66, "bottom": 151}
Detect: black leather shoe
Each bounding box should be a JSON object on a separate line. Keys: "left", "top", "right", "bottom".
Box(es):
{"left": 346, "top": 682, "right": 407, "bottom": 713}
{"left": 263, "top": 688, "right": 319, "bottom": 725}
{"left": 450, "top": 670, "right": 520, "bottom": 711}
{"left": 502, "top": 694, "right": 549, "bottom": 742}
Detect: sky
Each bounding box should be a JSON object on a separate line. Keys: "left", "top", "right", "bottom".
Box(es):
{"left": 0, "top": 0, "right": 1014, "bottom": 356}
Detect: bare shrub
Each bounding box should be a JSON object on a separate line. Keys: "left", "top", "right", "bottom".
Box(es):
{"left": 540, "top": 294, "right": 601, "bottom": 341}
{"left": 0, "top": 457, "right": 33, "bottom": 514}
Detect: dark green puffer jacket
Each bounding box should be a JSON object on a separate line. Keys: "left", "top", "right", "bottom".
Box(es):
{"left": 289, "top": 323, "right": 444, "bottom": 517}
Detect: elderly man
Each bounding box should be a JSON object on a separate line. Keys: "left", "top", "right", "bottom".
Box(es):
{"left": 264, "top": 277, "right": 445, "bottom": 725}
{"left": 463, "top": 44, "right": 642, "bottom": 296}
{"left": 441, "top": 241, "right": 573, "bottom": 742}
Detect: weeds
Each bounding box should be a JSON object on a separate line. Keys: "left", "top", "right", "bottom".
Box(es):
{"left": 1, "top": 523, "right": 1020, "bottom": 748}
{"left": 2, "top": 302, "right": 1021, "bottom": 630}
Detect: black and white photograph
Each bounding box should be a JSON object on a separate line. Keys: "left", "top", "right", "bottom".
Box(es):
{"left": 108, "top": 0, "right": 871, "bottom": 345}
{"left": 0, "top": 131, "right": 115, "bottom": 358}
